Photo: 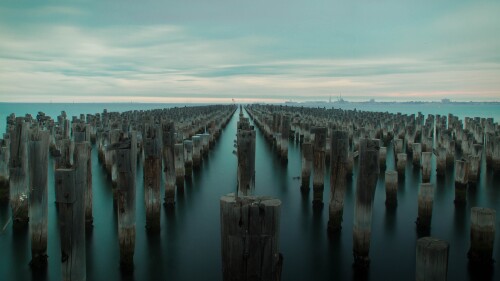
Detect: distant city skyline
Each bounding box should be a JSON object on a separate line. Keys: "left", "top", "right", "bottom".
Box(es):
{"left": 1, "top": 1, "right": 500, "bottom": 102}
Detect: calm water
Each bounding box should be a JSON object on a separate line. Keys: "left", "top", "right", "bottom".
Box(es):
{"left": 0, "top": 103, "right": 499, "bottom": 281}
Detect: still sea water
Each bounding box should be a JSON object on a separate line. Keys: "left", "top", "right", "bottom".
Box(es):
{"left": 0, "top": 102, "right": 499, "bottom": 281}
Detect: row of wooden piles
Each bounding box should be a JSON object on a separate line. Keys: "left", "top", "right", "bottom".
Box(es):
{"left": 220, "top": 106, "right": 283, "bottom": 281}
{"left": 96, "top": 105, "right": 236, "bottom": 271}
{"left": 244, "top": 104, "right": 498, "bottom": 277}
{"left": 0, "top": 105, "right": 236, "bottom": 279}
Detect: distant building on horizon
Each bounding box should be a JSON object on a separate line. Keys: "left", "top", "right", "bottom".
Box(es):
{"left": 441, "top": 98, "right": 451, "bottom": 103}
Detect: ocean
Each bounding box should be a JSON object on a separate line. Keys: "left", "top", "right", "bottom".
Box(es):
{"left": 0, "top": 102, "right": 499, "bottom": 281}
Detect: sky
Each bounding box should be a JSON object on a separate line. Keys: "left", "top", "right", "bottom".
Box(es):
{"left": 1, "top": 0, "right": 500, "bottom": 103}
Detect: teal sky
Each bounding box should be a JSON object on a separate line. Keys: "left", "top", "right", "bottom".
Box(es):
{"left": 1, "top": 1, "right": 500, "bottom": 102}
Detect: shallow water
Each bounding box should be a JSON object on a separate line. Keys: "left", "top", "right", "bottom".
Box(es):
{"left": 0, "top": 103, "right": 499, "bottom": 280}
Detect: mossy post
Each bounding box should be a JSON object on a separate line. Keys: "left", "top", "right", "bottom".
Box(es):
{"left": 353, "top": 138, "right": 380, "bottom": 268}
{"left": 28, "top": 128, "right": 50, "bottom": 268}
{"left": 328, "top": 130, "right": 349, "bottom": 234}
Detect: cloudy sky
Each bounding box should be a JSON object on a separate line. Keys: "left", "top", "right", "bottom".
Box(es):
{"left": 1, "top": 1, "right": 500, "bottom": 103}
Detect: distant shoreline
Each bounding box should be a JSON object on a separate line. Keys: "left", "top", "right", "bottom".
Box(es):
{"left": 1, "top": 101, "right": 500, "bottom": 105}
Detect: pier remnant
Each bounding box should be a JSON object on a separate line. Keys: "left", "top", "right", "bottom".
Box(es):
{"left": 312, "top": 127, "right": 327, "bottom": 208}
{"left": 56, "top": 168, "right": 86, "bottom": 281}
{"left": 421, "top": 152, "right": 432, "bottom": 183}
{"left": 162, "top": 121, "right": 176, "bottom": 206}
{"left": 9, "top": 117, "right": 29, "bottom": 225}
{"left": 385, "top": 170, "right": 398, "bottom": 207}
{"left": 0, "top": 135, "right": 10, "bottom": 202}
{"left": 109, "top": 133, "right": 138, "bottom": 271}
{"left": 328, "top": 130, "right": 349, "bottom": 233}
{"left": 220, "top": 194, "right": 283, "bottom": 281}
{"left": 236, "top": 121, "right": 256, "bottom": 196}
{"left": 300, "top": 143, "right": 313, "bottom": 191}
{"left": 416, "top": 183, "right": 434, "bottom": 233}
{"left": 454, "top": 160, "right": 469, "bottom": 204}
{"left": 416, "top": 237, "right": 449, "bottom": 281}
{"left": 28, "top": 128, "right": 49, "bottom": 268}
{"left": 143, "top": 125, "right": 161, "bottom": 232}
{"left": 353, "top": 138, "right": 380, "bottom": 268}
{"left": 468, "top": 207, "right": 495, "bottom": 266}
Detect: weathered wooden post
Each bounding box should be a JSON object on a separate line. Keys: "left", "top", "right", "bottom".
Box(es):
{"left": 396, "top": 153, "right": 407, "bottom": 177}
{"left": 468, "top": 207, "right": 495, "bottom": 266}
{"left": 446, "top": 139, "right": 455, "bottom": 167}
{"left": 421, "top": 152, "right": 432, "bottom": 183}
{"left": 0, "top": 136, "right": 9, "bottom": 202}
{"left": 416, "top": 183, "right": 434, "bottom": 233}
{"left": 435, "top": 147, "right": 446, "bottom": 177}
{"left": 162, "top": 121, "right": 176, "bottom": 206}
{"left": 111, "top": 133, "right": 137, "bottom": 271}
{"left": 183, "top": 140, "right": 193, "bottom": 177}
{"left": 379, "top": 146, "right": 387, "bottom": 171}
{"left": 56, "top": 168, "right": 86, "bottom": 281}
{"left": 9, "top": 117, "right": 29, "bottom": 225}
{"left": 468, "top": 144, "right": 482, "bottom": 185}
{"left": 220, "top": 194, "right": 283, "bottom": 281}
{"left": 192, "top": 135, "right": 202, "bottom": 169}
{"left": 54, "top": 138, "right": 73, "bottom": 208}
{"left": 328, "top": 130, "right": 349, "bottom": 234}
{"left": 353, "top": 138, "right": 380, "bottom": 268}
{"left": 280, "top": 115, "right": 290, "bottom": 162}
{"left": 412, "top": 143, "right": 422, "bottom": 167}
{"left": 393, "top": 138, "right": 404, "bottom": 160}
{"left": 454, "top": 160, "right": 468, "bottom": 204}
{"left": 385, "top": 170, "right": 398, "bottom": 207}
{"left": 201, "top": 133, "right": 210, "bottom": 156}
{"left": 106, "top": 129, "right": 121, "bottom": 184}
{"left": 74, "top": 124, "right": 93, "bottom": 229}
{"left": 300, "top": 143, "right": 313, "bottom": 191}
{"left": 237, "top": 129, "right": 256, "bottom": 196}
{"left": 174, "top": 143, "right": 185, "bottom": 189}
{"left": 416, "top": 237, "right": 449, "bottom": 281}
{"left": 490, "top": 135, "right": 500, "bottom": 173}
{"left": 28, "top": 129, "right": 49, "bottom": 268}
{"left": 312, "top": 127, "right": 327, "bottom": 208}
{"left": 143, "top": 125, "right": 161, "bottom": 232}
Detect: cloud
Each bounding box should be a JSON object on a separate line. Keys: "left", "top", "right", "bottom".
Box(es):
{"left": 1, "top": 2, "right": 500, "bottom": 103}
